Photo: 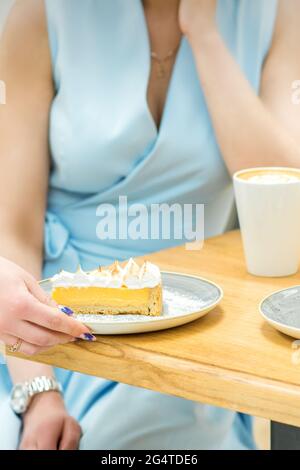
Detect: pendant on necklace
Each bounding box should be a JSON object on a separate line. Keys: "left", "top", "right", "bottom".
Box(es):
{"left": 151, "top": 38, "right": 182, "bottom": 80}
{"left": 151, "top": 47, "right": 178, "bottom": 80}
{"left": 157, "top": 62, "right": 166, "bottom": 79}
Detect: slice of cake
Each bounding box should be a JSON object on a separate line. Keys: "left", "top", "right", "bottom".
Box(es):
{"left": 51, "top": 259, "right": 163, "bottom": 316}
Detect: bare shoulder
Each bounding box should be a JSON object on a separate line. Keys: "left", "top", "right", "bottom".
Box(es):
{"left": 1, "top": 0, "right": 51, "bottom": 83}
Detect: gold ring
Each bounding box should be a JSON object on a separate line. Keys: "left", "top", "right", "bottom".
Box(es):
{"left": 8, "top": 338, "right": 23, "bottom": 353}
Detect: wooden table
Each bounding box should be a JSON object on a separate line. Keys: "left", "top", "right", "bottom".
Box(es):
{"left": 10, "top": 230, "right": 300, "bottom": 449}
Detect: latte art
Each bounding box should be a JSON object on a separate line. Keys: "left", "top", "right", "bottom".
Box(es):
{"left": 248, "top": 174, "right": 300, "bottom": 184}
{"left": 237, "top": 169, "right": 300, "bottom": 184}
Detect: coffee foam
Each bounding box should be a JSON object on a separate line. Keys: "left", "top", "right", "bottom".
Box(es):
{"left": 237, "top": 169, "right": 300, "bottom": 184}
{"left": 248, "top": 174, "right": 300, "bottom": 184}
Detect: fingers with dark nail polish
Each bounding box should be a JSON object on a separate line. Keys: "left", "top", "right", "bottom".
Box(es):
{"left": 59, "top": 306, "right": 74, "bottom": 316}
{"left": 79, "top": 333, "right": 96, "bottom": 342}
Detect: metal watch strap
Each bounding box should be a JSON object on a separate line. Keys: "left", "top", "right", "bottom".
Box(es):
{"left": 26, "top": 376, "right": 62, "bottom": 398}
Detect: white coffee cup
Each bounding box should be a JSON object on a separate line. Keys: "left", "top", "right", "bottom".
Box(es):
{"left": 233, "top": 167, "right": 300, "bottom": 277}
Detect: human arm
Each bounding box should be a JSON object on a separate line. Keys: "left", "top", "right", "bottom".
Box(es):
{"left": 179, "top": 0, "right": 300, "bottom": 174}
{"left": 0, "top": 0, "right": 89, "bottom": 449}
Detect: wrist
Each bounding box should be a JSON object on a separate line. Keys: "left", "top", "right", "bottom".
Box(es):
{"left": 23, "top": 391, "right": 64, "bottom": 422}
{"left": 10, "top": 376, "right": 63, "bottom": 416}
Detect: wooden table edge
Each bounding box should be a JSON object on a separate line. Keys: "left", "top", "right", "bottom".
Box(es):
{"left": 9, "top": 339, "right": 300, "bottom": 428}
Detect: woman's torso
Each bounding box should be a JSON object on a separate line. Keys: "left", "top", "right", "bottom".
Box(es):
{"left": 0, "top": 0, "right": 279, "bottom": 451}
{"left": 43, "top": 0, "right": 278, "bottom": 277}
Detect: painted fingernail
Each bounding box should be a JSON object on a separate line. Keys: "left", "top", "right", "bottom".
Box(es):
{"left": 59, "top": 306, "right": 74, "bottom": 316}
{"left": 79, "top": 333, "right": 96, "bottom": 342}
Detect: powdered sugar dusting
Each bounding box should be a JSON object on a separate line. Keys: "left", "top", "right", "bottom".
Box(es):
{"left": 41, "top": 272, "right": 222, "bottom": 333}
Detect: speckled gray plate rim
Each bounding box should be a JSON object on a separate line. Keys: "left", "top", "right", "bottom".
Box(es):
{"left": 40, "top": 271, "right": 223, "bottom": 325}
{"left": 260, "top": 285, "right": 300, "bottom": 332}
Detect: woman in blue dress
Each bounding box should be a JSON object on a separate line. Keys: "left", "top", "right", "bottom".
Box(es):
{"left": 0, "top": 0, "right": 299, "bottom": 450}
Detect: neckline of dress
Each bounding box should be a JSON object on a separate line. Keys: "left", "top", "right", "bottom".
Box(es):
{"left": 137, "top": 0, "right": 185, "bottom": 140}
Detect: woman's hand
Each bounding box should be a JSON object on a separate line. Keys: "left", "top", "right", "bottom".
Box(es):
{"left": 0, "top": 256, "right": 91, "bottom": 355}
{"left": 179, "top": 0, "right": 217, "bottom": 40}
{"left": 19, "top": 392, "right": 81, "bottom": 450}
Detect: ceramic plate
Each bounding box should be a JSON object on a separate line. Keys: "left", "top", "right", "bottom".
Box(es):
{"left": 260, "top": 286, "right": 300, "bottom": 339}
{"left": 40, "top": 272, "right": 223, "bottom": 335}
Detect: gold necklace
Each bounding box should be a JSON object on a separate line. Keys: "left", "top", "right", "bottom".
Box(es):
{"left": 151, "top": 44, "right": 180, "bottom": 79}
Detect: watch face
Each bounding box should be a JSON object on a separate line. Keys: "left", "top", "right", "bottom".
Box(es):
{"left": 11, "top": 384, "right": 30, "bottom": 414}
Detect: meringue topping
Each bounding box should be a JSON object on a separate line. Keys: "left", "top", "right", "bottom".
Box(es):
{"left": 51, "top": 270, "right": 75, "bottom": 287}
{"left": 89, "top": 267, "right": 112, "bottom": 287}
{"left": 140, "top": 261, "right": 161, "bottom": 288}
{"left": 108, "top": 261, "right": 124, "bottom": 288}
{"left": 71, "top": 265, "right": 91, "bottom": 287}
{"left": 51, "top": 259, "right": 161, "bottom": 289}
{"left": 123, "top": 258, "right": 142, "bottom": 288}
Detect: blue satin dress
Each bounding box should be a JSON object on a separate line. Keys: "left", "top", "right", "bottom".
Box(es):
{"left": 0, "top": 0, "right": 278, "bottom": 449}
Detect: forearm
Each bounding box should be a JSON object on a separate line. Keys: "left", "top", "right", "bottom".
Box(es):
{"left": 188, "top": 30, "right": 300, "bottom": 174}
{"left": 0, "top": 231, "right": 43, "bottom": 278}
{"left": 0, "top": 230, "right": 55, "bottom": 384}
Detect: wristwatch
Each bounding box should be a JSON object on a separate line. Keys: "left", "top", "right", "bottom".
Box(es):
{"left": 10, "top": 376, "right": 62, "bottom": 415}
